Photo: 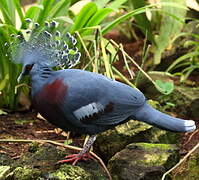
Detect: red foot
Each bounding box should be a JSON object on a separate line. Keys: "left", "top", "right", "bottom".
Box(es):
{"left": 57, "top": 153, "right": 96, "bottom": 165}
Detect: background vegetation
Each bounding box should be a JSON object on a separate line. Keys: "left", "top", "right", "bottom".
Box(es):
{"left": 0, "top": 0, "right": 198, "bottom": 111}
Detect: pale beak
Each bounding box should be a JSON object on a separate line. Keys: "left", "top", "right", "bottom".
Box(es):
{"left": 17, "top": 66, "right": 26, "bottom": 83}
{"left": 17, "top": 73, "right": 23, "bottom": 83}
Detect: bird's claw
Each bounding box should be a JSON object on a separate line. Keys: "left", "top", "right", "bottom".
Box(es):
{"left": 57, "top": 153, "right": 96, "bottom": 165}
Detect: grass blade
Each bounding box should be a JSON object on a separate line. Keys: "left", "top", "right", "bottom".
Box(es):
{"left": 13, "top": 0, "right": 24, "bottom": 24}
{"left": 48, "top": 0, "right": 71, "bottom": 19}
{"left": 81, "top": 8, "right": 113, "bottom": 36}
{"left": 70, "top": 2, "right": 98, "bottom": 33}
{"left": 37, "top": 0, "right": 55, "bottom": 24}
{"left": 102, "top": 2, "right": 187, "bottom": 35}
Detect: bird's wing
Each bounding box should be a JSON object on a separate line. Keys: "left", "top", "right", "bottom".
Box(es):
{"left": 59, "top": 69, "right": 146, "bottom": 126}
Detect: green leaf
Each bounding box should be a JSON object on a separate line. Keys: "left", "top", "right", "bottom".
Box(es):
{"left": 109, "top": 0, "right": 128, "bottom": 9}
{"left": 167, "top": 51, "right": 199, "bottom": 72}
{"left": 155, "top": 80, "right": 174, "bottom": 95}
{"left": 153, "top": 0, "right": 186, "bottom": 64}
{"left": 64, "top": 139, "right": 73, "bottom": 145}
{"left": 70, "top": 2, "right": 98, "bottom": 33}
{"left": 129, "top": 0, "right": 153, "bottom": 42}
{"left": 0, "top": 109, "right": 7, "bottom": 115}
{"left": 53, "top": 16, "right": 74, "bottom": 24}
{"left": 94, "top": 0, "right": 111, "bottom": 8}
{"left": 102, "top": 2, "right": 187, "bottom": 35}
{"left": 13, "top": 0, "right": 24, "bottom": 23}
{"left": 24, "top": 5, "right": 44, "bottom": 20}
{"left": 86, "top": 8, "right": 113, "bottom": 27}
{"left": 48, "top": 0, "right": 71, "bottom": 19}
{"left": 80, "top": 8, "right": 113, "bottom": 36}
{"left": 0, "top": 74, "right": 9, "bottom": 91}
{"left": 0, "top": 0, "right": 13, "bottom": 25}
{"left": 37, "top": 0, "right": 55, "bottom": 24}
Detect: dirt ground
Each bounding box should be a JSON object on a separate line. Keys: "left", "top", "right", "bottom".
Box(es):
{"left": 0, "top": 112, "right": 85, "bottom": 160}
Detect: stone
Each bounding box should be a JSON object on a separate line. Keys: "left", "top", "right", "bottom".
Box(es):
{"left": 108, "top": 143, "right": 179, "bottom": 180}
{"left": 94, "top": 120, "right": 152, "bottom": 162}
{"left": 2, "top": 143, "right": 108, "bottom": 180}
{"left": 94, "top": 117, "right": 180, "bottom": 163}
{"left": 9, "top": 166, "right": 41, "bottom": 180}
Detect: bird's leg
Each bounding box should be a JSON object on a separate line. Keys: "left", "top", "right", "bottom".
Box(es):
{"left": 58, "top": 135, "right": 97, "bottom": 165}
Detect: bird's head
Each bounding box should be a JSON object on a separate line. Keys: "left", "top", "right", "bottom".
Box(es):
{"left": 7, "top": 19, "right": 81, "bottom": 82}
{"left": 17, "top": 64, "right": 34, "bottom": 82}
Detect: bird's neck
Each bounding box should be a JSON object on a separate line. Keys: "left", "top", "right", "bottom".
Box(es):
{"left": 30, "top": 64, "right": 53, "bottom": 96}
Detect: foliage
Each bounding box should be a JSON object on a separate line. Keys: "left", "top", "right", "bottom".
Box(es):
{"left": 155, "top": 80, "right": 174, "bottom": 95}
{"left": 166, "top": 21, "right": 199, "bottom": 82}
{"left": 0, "top": 0, "right": 126, "bottom": 109}
{"left": 0, "top": 0, "right": 195, "bottom": 110}
{"left": 121, "top": 0, "right": 187, "bottom": 65}
{"left": 152, "top": 0, "right": 187, "bottom": 65}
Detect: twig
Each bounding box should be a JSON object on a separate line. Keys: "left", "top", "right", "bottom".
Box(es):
{"left": 75, "top": 31, "right": 92, "bottom": 62}
{"left": 183, "top": 129, "right": 199, "bottom": 147}
{"left": 110, "top": 39, "right": 165, "bottom": 93}
{"left": 0, "top": 139, "right": 112, "bottom": 180}
{"left": 120, "top": 44, "right": 135, "bottom": 80}
{"left": 161, "top": 142, "right": 199, "bottom": 180}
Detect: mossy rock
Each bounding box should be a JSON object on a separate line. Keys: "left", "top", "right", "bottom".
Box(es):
{"left": 7, "top": 166, "right": 41, "bottom": 180}
{"left": 50, "top": 164, "right": 98, "bottom": 180}
{"left": 94, "top": 118, "right": 180, "bottom": 163}
{"left": 2, "top": 143, "right": 108, "bottom": 179}
{"left": 94, "top": 120, "right": 152, "bottom": 162}
{"left": 108, "top": 143, "right": 179, "bottom": 180}
{"left": 13, "top": 143, "right": 65, "bottom": 172}
{"left": 172, "top": 149, "right": 199, "bottom": 180}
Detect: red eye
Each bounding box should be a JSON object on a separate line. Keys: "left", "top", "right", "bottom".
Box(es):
{"left": 26, "top": 64, "right": 33, "bottom": 71}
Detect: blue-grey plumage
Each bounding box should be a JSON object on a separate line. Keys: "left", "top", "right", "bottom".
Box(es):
{"left": 29, "top": 66, "right": 196, "bottom": 135}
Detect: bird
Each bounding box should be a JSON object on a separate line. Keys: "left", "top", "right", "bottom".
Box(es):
{"left": 7, "top": 19, "right": 196, "bottom": 165}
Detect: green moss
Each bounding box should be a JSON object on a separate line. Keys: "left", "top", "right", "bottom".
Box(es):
{"left": 28, "top": 142, "right": 40, "bottom": 153}
{"left": 126, "top": 143, "right": 179, "bottom": 169}
{"left": 147, "top": 99, "right": 161, "bottom": 109}
{"left": 115, "top": 120, "right": 152, "bottom": 136}
{"left": 108, "top": 143, "right": 179, "bottom": 180}
{"left": 128, "top": 142, "right": 175, "bottom": 151}
{"left": 51, "top": 164, "right": 91, "bottom": 180}
{"left": 14, "top": 119, "right": 36, "bottom": 125}
{"left": 141, "top": 153, "right": 169, "bottom": 166}
{"left": 12, "top": 166, "right": 41, "bottom": 180}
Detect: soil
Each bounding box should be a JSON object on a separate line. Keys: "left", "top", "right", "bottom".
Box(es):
{"left": 0, "top": 111, "right": 85, "bottom": 160}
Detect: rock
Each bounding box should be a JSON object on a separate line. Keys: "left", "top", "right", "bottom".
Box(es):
{"left": 108, "top": 143, "right": 180, "bottom": 180}
{"left": 174, "top": 86, "right": 199, "bottom": 119}
{"left": 172, "top": 148, "right": 199, "bottom": 180}
{"left": 49, "top": 164, "right": 92, "bottom": 180}
{"left": 2, "top": 143, "right": 108, "bottom": 180}
{"left": 8, "top": 166, "right": 41, "bottom": 180}
{"left": 94, "top": 118, "right": 180, "bottom": 163}
{"left": 94, "top": 120, "right": 152, "bottom": 162}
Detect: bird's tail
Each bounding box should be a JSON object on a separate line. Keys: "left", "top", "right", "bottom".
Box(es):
{"left": 131, "top": 103, "right": 196, "bottom": 132}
